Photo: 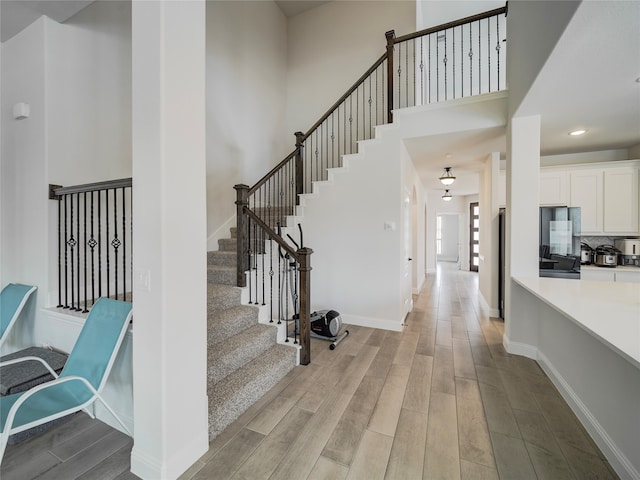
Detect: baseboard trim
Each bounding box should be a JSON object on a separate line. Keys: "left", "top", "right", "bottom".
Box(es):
{"left": 341, "top": 313, "right": 403, "bottom": 332}
{"left": 131, "top": 427, "right": 208, "bottom": 480}
{"left": 502, "top": 335, "right": 639, "bottom": 480}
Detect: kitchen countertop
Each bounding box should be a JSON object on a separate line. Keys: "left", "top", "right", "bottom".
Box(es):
{"left": 512, "top": 276, "right": 640, "bottom": 369}
{"left": 581, "top": 264, "right": 640, "bottom": 271}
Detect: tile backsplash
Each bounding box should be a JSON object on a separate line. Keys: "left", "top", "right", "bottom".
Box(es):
{"left": 581, "top": 236, "right": 638, "bottom": 249}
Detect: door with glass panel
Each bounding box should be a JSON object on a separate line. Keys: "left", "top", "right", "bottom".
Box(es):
{"left": 470, "top": 202, "right": 479, "bottom": 272}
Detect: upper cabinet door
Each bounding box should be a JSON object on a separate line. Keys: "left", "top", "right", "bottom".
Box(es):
{"left": 603, "top": 167, "right": 639, "bottom": 234}
{"left": 570, "top": 170, "right": 603, "bottom": 234}
{"left": 540, "top": 171, "right": 568, "bottom": 206}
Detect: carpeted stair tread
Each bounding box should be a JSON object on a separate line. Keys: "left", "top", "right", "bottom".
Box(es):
{"left": 207, "top": 323, "right": 277, "bottom": 385}
{"left": 208, "top": 250, "right": 237, "bottom": 267}
{"left": 208, "top": 344, "right": 297, "bottom": 440}
{"left": 208, "top": 305, "right": 259, "bottom": 345}
{"left": 207, "top": 265, "right": 236, "bottom": 286}
{"left": 207, "top": 283, "right": 242, "bottom": 312}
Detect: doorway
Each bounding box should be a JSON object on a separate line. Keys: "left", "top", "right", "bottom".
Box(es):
{"left": 469, "top": 202, "right": 479, "bottom": 272}
{"left": 436, "top": 214, "right": 460, "bottom": 267}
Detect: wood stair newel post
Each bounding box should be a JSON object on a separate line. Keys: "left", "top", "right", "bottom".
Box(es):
{"left": 234, "top": 184, "right": 249, "bottom": 288}
{"left": 294, "top": 132, "right": 304, "bottom": 205}
{"left": 297, "top": 247, "right": 313, "bottom": 365}
{"left": 385, "top": 30, "right": 395, "bottom": 124}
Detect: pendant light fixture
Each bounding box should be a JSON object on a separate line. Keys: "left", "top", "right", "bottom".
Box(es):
{"left": 442, "top": 189, "right": 452, "bottom": 201}
{"left": 439, "top": 167, "right": 456, "bottom": 186}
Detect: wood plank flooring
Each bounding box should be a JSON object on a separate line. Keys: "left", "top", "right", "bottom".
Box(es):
{"left": 1, "top": 263, "right": 619, "bottom": 479}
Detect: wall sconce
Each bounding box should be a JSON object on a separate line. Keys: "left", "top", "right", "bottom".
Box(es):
{"left": 442, "top": 189, "right": 452, "bottom": 201}
{"left": 439, "top": 167, "right": 456, "bottom": 186}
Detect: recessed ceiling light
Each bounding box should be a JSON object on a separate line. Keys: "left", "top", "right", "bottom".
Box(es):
{"left": 569, "top": 129, "right": 586, "bottom": 136}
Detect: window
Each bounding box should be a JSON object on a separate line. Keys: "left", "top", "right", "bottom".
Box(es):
{"left": 470, "top": 202, "right": 479, "bottom": 272}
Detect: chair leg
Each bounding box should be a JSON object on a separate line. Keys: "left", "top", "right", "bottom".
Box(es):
{"left": 96, "top": 396, "right": 132, "bottom": 436}
{"left": 0, "top": 430, "right": 9, "bottom": 465}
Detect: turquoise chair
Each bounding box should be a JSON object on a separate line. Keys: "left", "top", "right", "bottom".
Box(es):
{"left": 0, "top": 297, "right": 133, "bottom": 463}
{"left": 0, "top": 284, "right": 37, "bottom": 350}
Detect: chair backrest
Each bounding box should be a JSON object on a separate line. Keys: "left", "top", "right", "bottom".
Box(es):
{"left": 60, "top": 298, "right": 133, "bottom": 392}
{"left": 0, "top": 284, "right": 37, "bottom": 348}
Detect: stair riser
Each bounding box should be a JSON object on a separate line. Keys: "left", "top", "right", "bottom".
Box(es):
{"left": 207, "top": 251, "right": 237, "bottom": 267}
{"left": 207, "top": 307, "right": 258, "bottom": 346}
{"left": 207, "top": 268, "right": 236, "bottom": 286}
{"left": 207, "top": 345, "right": 296, "bottom": 440}
{"left": 207, "top": 326, "right": 276, "bottom": 385}
{"left": 218, "top": 238, "right": 237, "bottom": 252}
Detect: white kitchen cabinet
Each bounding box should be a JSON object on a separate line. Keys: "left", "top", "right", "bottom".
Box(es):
{"left": 570, "top": 169, "right": 603, "bottom": 234}
{"left": 581, "top": 267, "right": 616, "bottom": 282}
{"left": 540, "top": 170, "right": 568, "bottom": 206}
{"left": 569, "top": 163, "right": 639, "bottom": 235}
{"left": 603, "top": 167, "right": 639, "bottom": 234}
{"left": 614, "top": 270, "right": 640, "bottom": 283}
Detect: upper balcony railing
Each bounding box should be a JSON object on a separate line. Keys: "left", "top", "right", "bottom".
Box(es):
{"left": 50, "top": 178, "right": 132, "bottom": 313}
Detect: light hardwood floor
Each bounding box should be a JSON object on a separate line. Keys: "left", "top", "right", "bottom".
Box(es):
{"left": 1, "top": 263, "right": 618, "bottom": 479}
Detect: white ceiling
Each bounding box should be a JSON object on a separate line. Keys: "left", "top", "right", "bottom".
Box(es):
{"left": 0, "top": 0, "right": 94, "bottom": 42}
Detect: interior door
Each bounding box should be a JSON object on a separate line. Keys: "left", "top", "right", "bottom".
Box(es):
{"left": 470, "top": 202, "right": 479, "bottom": 272}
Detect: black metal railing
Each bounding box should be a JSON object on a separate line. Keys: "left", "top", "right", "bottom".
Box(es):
{"left": 235, "top": 6, "right": 507, "bottom": 365}
{"left": 51, "top": 178, "right": 132, "bottom": 312}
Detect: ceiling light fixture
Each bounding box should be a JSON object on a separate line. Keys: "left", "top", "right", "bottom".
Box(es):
{"left": 569, "top": 129, "right": 587, "bottom": 136}
{"left": 442, "top": 189, "right": 452, "bottom": 201}
{"left": 439, "top": 167, "right": 456, "bottom": 186}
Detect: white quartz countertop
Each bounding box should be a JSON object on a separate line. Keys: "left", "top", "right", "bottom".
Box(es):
{"left": 581, "top": 265, "right": 640, "bottom": 272}
{"left": 512, "top": 276, "right": 640, "bottom": 368}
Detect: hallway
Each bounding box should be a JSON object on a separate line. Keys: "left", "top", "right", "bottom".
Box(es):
{"left": 1, "top": 264, "right": 617, "bottom": 479}
{"left": 183, "top": 262, "right": 616, "bottom": 479}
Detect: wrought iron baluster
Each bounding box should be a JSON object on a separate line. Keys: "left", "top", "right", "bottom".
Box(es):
{"left": 428, "top": 35, "right": 432, "bottom": 103}
{"left": 496, "top": 15, "right": 501, "bottom": 90}
{"left": 112, "top": 188, "right": 119, "bottom": 302}
{"left": 57, "top": 195, "right": 63, "bottom": 307}
{"left": 89, "top": 191, "right": 96, "bottom": 308}
{"left": 436, "top": 33, "right": 440, "bottom": 101}
{"left": 469, "top": 23, "right": 473, "bottom": 95}
{"left": 487, "top": 17, "right": 491, "bottom": 92}
{"left": 444, "top": 31, "right": 448, "bottom": 100}
{"left": 83, "top": 192, "right": 88, "bottom": 312}
{"left": 98, "top": 191, "right": 102, "bottom": 298}
{"left": 64, "top": 195, "right": 69, "bottom": 308}
{"left": 452, "top": 28, "right": 456, "bottom": 99}
{"left": 461, "top": 24, "right": 464, "bottom": 97}
{"left": 478, "top": 19, "right": 481, "bottom": 94}
{"left": 75, "top": 192, "right": 81, "bottom": 310}
{"left": 122, "top": 187, "right": 127, "bottom": 303}
{"left": 69, "top": 194, "right": 76, "bottom": 309}
{"left": 106, "top": 189, "right": 110, "bottom": 299}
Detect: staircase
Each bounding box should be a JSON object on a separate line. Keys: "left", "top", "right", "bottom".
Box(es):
{"left": 206, "top": 227, "right": 297, "bottom": 440}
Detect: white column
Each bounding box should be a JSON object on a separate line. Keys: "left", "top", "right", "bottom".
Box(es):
{"left": 504, "top": 114, "right": 541, "bottom": 352}
{"left": 130, "top": 2, "right": 208, "bottom": 478}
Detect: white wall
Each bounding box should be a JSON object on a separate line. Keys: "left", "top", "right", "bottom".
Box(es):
{"left": 206, "top": 1, "right": 289, "bottom": 249}
{"left": 417, "top": 0, "right": 505, "bottom": 29}
{"left": 506, "top": 0, "right": 580, "bottom": 117}
{"left": 1, "top": 17, "right": 49, "bottom": 334}
{"left": 478, "top": 152, "right": 501, "bottom": 316}
{"left": 131, "top": 2, "right": 209, "bottom": 477}
{"left": 47, "top": 1, "right": 132, "bottom": 187}
{"left": 437, "top": 214, "right": 459, "bottom": 262}
{"left": 286, "top": 1, "right": 416, "bottom": 135}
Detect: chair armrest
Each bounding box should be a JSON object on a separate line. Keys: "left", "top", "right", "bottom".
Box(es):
{"left": 0, "top": 356, "right": 60, "bottom": 379}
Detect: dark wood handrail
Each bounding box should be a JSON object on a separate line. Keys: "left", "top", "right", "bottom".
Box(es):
{"left": 394, "top": 6, "right": 507, "bottom": 44}
{"left": 244, "top": 207, "right": 300, "bottom": 261}
{"left": 54, "top": 178, "right": 132, "bottom": 196}
{"left": 301, "top": 52, "right": 387, "bottom": 142}
{"left": 247, "top": 149, "right": 298, "bottom": 196}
